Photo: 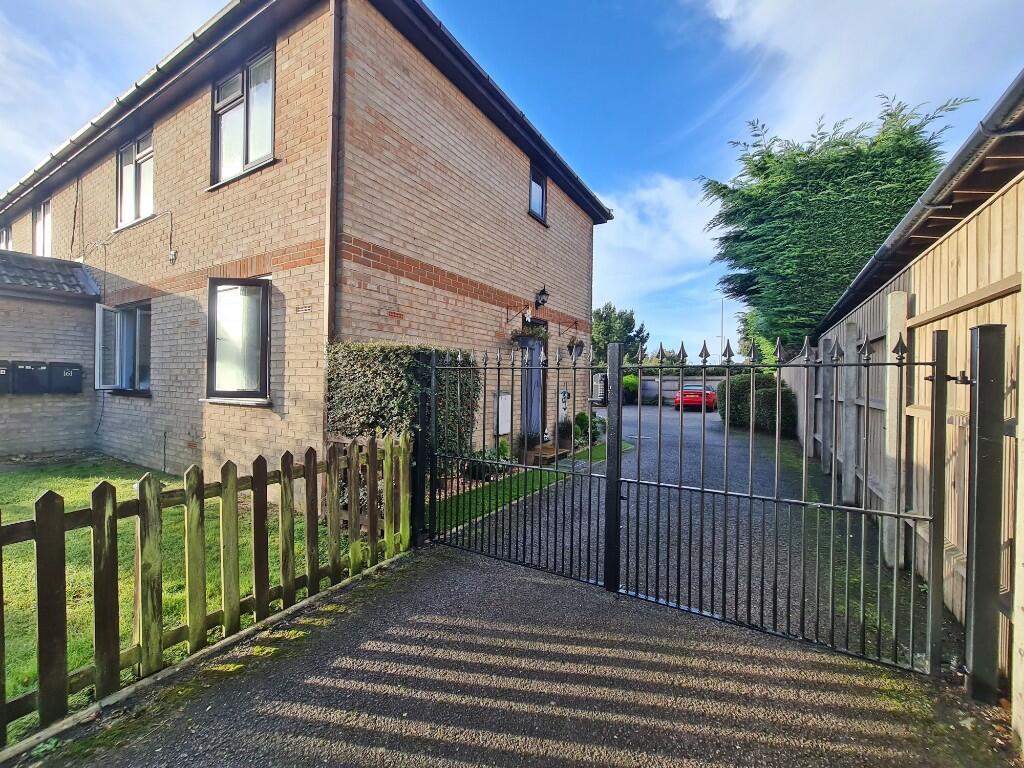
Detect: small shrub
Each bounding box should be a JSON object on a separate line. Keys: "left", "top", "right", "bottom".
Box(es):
{"left": 515, "top": 431, "right": 542, "bottom": 455}
{"left": 574, "top": 411, "right": 590, "bottom": 436}
{"left": 622, "top": 374, "right": 639, "bottom": 405}
{"left": 464, "top": 447, "right": 513, "bottom": 480}
{"left": 591, "top": 414, "right": 607, "bottom": 438}
{"left": 716, "top": 373, "right": 797, "bottom": 436}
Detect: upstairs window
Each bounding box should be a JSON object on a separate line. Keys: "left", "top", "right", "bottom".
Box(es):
{"left": 33, "top": 199, "right": 51, "bottom": 257}
{"left": 96, "top": 304, "right": 152, "bottom": 392}
{"left": 118, "top": 131, "right": 154, "bottom": 225}
{"left": 207, "top": 277, "right": 271, "bottom": 399}
{"left": 0, "top": 227, "right": 10, "bottom": 250}
{"left": 213, "top": 50, "right": 275, "bottom": 184}
{"left": 529, "top": 163, "right": 547, "bottom": 223}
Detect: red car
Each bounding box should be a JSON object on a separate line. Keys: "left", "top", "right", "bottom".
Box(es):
{"left": 674, "top": 384, "right": 717, "bottom": 411}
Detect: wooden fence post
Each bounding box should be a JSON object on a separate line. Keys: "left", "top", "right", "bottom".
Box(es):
{"left": 884, "top": 291, "right": 909, "bottom": 567}
{"left": 251, "top": 456, "right": 270, "bottom": 621}
{"left": 35, "top": 491, "right": 68, "bottom": 726}
{"left": 279, "top": 452, "right": 296, "bottom": 607}
{"left": 820, "top": 338, "right": 834, "bottom": 474}
{"left": 326, "top": 443, "right": 343, "bottom": 584}
{"left": 347, "top": 439, "right": 364, "bottom": 576}
{"left": 367, "top": 436, "right": 380, "bottom": 566}
{"left": 400, "top": 431, "right": 412, "bottom": 552}
{"left": 0, "top": 508, "right": 6, "bottom": 747}
{"left": 382, "top": 434, "right": 396, "bottom": 558}
{"left": 220, "top": 461, "right": 241, "bottom": 637}
{"left": 91, "top": 481, "right": 120, "bottom": 698}
{"left": 184, "top": 465, "right": 207, "bottom": 654}
{"left": 136, "top": 473, "right": 163, "bottom": 676}
{"left": 304, "top": 447, "right": 320, "bottom": 596}
{"left": 841, "top": 322, "right": 860, "bottom": 504}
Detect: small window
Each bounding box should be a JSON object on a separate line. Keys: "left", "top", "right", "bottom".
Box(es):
{"left": 118, "top": 131, "right": 154, "bottom": 226}
{"left": 213, "top": 50, "right": 275, "bottom": 184}
{"left": 529, "top": 164, "right": 547, "bottom": 222}
{"left": 95, "top": 304, "right": 152, "bottom": 391}
{"left": 33, "top": 199, "right": 52, "bottom": 257}
{"left": 207, "top": 277, "right": 270, "bottom": 399}
{"left": 0, "top": 226, "right": 10, "bottom": 251}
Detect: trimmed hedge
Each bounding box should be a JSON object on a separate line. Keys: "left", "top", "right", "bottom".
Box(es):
{"left": 326, "top": 341, "right": 481, "bottom": 457}
{"left": 716, "top": 373, "right": 797, "bottom": 437}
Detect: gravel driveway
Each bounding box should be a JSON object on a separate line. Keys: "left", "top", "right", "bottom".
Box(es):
{"left": 42, "top": 547, "right": 1014, "bottom": 768}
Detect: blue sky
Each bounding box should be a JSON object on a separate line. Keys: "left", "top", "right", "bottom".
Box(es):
{"left": 3, "top": 0, "right": 1024, "bottom": 353}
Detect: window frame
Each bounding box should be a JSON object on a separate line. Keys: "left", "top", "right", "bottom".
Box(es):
{"left": 95, "top": 303, "right": 152, "bottom": 392}
{"left": 116, "top": 131, "right": 155, "bottom": 227}
{"left": 211, "top": 49, "right": 276, "bottom": 186}
{"left": 528, "top": 163, "right": 547, "bottom": 224}
{"left": 206, "top": 277, "right": 271, "bottom": 400}
{"left": 33, "top": 199, "right": 52, "bottom": 257}
{"left": 0, "top": 226, "right": 10, "bottom": 251}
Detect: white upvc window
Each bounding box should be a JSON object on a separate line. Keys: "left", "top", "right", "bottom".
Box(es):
{"left": 117, "top": 131, "right": 154, "bottom": 226}
{"left": 33, "top": 199, "right": 51, "bottom": 257}
{"left": 95, "top": 304, "right": 152, "bottom": 391}
{"left": 0, "top": 226, "right": 10, "bottom": 250}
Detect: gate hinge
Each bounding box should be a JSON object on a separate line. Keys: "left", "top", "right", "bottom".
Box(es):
{"left": 924, "top": 374, "right": 956, "bottom": 383}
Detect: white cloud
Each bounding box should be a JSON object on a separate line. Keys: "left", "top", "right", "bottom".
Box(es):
{"left": 0, "top": 1, "right": 222, "bottom": 193}
{"left": 688, "top": 0, "right": 1024, "bottom": 146}
{"left": 594, "top": 175, "right": 717, "bottom": 306}
{"left": 593, "top": 174, "right": 743, "bottom": 351}
{"left": 600, "top": 0, "right": 1024, "bottom": 352}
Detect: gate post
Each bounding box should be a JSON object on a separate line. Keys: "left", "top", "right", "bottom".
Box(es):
{"left": 603, "top": 342, "right": 624, "bottom": 592}
{"left": 411, "top": 351, "right": 430, "bottom": 545}
{"left": 926, "top": 330, "right": 948, "bottom": 676}
{"left": 965, "top": 324, "right": 1005, "bottom": 702}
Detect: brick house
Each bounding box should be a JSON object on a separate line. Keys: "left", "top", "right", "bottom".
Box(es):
{"left": 0, "top": 0, "right": 611, "bottom": 473}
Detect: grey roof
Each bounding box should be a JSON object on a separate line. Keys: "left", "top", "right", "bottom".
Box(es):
{"left": 0, "top": 251, "right": 100, "bottom": 303}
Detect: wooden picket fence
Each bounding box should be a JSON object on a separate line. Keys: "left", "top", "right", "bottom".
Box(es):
{"left": 0, "top": 431, "right": 412, "bottom": 743}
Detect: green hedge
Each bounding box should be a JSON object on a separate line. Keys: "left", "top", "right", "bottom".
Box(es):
{"left": 326, "top": 341, "right": 481, "bottom": 457}
{"left": 716, "top": 373, "right": 797, "bottom": 437}
{"left": 623, "top": 373, "right": 639, "bottom": 405}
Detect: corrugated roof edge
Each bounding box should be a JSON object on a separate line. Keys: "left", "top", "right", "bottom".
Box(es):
{"left": 814, "top": 66, "right": 1024, "bottom": 336}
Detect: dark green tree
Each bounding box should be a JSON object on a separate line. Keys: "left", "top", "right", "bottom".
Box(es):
{"left": 591, "top": 302, "right": 650, "bottom": 362}
{"left": 703, "top": 96, "right": 969, "bottom": 347}
{"left": 736, "top": 309, "right": 777, "bottom": 365}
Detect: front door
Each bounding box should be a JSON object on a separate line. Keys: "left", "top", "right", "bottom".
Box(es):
{"left": 520, "top": 337, "right": 543, "bottom": 440}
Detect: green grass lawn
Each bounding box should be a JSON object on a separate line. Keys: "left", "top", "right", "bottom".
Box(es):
{"left": 0, "top": 454, "right": 336, "bottom": 738}
{"left": 439, "top": 441, "right": 630, "bottom": 529}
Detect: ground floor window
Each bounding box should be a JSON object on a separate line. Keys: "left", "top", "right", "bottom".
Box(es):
{"left": 95, "top": 303, "right": 151, "bottom": 391}
{"left": 207, "top": 277, "right": 270, "bottom": 399}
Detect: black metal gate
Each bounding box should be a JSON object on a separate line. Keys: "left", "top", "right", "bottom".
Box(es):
{"left": 424, "top": 328, "right": 1002, "bottom": 679}
{"left": 427, "top": 347, "right": 608, "bottom": 584}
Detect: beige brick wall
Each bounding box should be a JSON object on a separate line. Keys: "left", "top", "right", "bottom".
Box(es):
{"left": 337, "top": 0, "right": 595, "bottom": 356}
{"left": 2, "top": 1, "right": 332, "bottom": 474}
{"left": 0, "top": 297, "right": 97, "bottom": 456}
{"left": 335, "top": 0, "right": 598, "bottom": 442}
{"left": 0, "top": 0, "right": 603, "bottom": 470}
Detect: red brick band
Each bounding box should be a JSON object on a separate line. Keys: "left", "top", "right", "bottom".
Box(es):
{"left": 340, "top": 234, "right": 591, "bottom": 332}
{"left": 102, "top": 240, "right": 325, "bottom": 305}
